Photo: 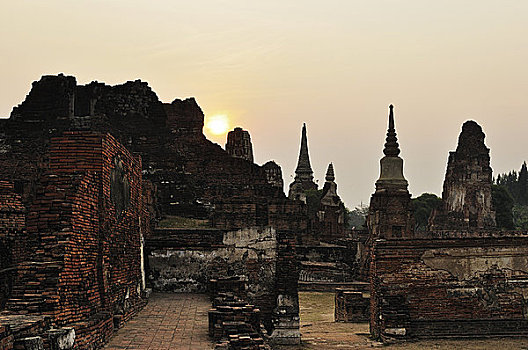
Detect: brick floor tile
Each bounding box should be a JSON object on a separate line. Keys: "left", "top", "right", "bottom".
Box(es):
{"left": 105, "top": 293, "right": 214, "bottom": 350}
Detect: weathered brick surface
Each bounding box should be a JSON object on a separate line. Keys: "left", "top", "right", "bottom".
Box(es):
{"left": 1, "top": 74, "right": 305, "bottom": 345}
{"left": 370, "top": 235, "right": 528, "bottom": 339}
{"left": 5, "top": 132, "right": 148, "bottom": 347}
{"left": 225, "top": 127, "right": 254, "bottom": 163}
{"left": 208, "top": 287, "right": 271, "bottom": 349}
{"left": 148, "top": 227, "right": 278, "bottom": 331}
{"left": 0, "top": 182, "right": 25, "bottom": 310}
{"left": 209, "top": 302, "right": 261, "bottom": 341}
{"left": 431, "top": 121, "right": 496, "bottom": 229}
{"left": 334, "top": 288, "right": 369, "bottom": 322}
{"left": 0, "top": 324, "right": 14, "bottom": 350}
{"left": 0, "top": 74, "right": 284, "bottom": 219}
{"left": 262, "top": 161, "right": 283, "bottom": 191}
{"left": 0, "top": 315, "right": 48, "bottom": 349}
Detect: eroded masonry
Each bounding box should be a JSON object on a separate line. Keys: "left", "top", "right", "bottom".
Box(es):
{"left": 0, "top": 75, "right": 314, "bottom": 349}
{"left": 1, "top": 74, "right": 528, "bottom": 349}
{"left": 368, "top": 106, "right": 528, "bottom": 340}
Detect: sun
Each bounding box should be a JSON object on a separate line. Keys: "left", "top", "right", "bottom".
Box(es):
{"left": 206, "top": 114, "right": 229, "bottom": 135}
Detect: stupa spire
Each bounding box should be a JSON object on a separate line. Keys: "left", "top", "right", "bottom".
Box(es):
{"left": 325, "top": 163, "right": 335, "bottom": 182}
{"left": 375, "top": 105, "right": 408, "bottom": 191}
{"left": 294, "top": 123, "right": 314, "bottom": 180}
{"left": 288, "top": 123, "right": 318, "bottom": 200}
{"left": 383, "top": 105, "right": 400, "bottom": 157}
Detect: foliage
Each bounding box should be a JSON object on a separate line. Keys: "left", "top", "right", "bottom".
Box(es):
{"left": 411, "top": 193, "right": 442, "bottom": 231}
{"left": 496, "top": 161, "right": 528, "bottom": 205}
{"left": 491, "top": 185, "right": 515, "bottom": 229}
{"left": 513, "top": 204, "right": 528, "bottom": 230}
{"left": 346, "top": 205, "right": 369, "bottom": 229}
{"left": 494, "top": 162, "right": 528, "bottom": 229}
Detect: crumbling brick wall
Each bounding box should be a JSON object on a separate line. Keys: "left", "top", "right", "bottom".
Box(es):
{"left": 0, "top": 182, "right": 25, "bottom": 310}
{"left": 147, "top": 227, "right": 278, "bottom": 331}
{"left": 1, "top": 74, "right": 305, "bottom": 346}
{"left": 370, "top": 232, "right": 528, "bottom": 339}
{"left": 0, "top": 74, "right": 282, "bottom": 220}
{"left": 430, "top": 120, "right": 496, "bottom": 229}
{"left": 5, "top": 132, "right": 148, "bottom": 347}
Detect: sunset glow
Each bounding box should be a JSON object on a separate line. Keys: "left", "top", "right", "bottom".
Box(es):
{"left": 206, "top": 115, "right": 229, "bottom": 135}
{"left": 1, "top": 1, "right": 528, "bottom": 206}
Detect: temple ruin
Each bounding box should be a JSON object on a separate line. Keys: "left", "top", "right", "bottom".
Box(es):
{"left": 225, "top": 127, "right": 254, "bottom": 163}
{"left": 430, "top": 120, "right": 497, "bottom": 230}
{"left": 1, "top": 74, "right": 528, "bottom": 349}
{"left": 0, "top": 74, "right": 303, "bottom": 348}
{"left": 368, "top": 106, "right": 528, "bottom": 340}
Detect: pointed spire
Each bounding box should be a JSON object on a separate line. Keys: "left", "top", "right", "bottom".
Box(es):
{"left": 325, "top": 163, "right": 335, "bottom": 182}
{"left": 321, "top": 162, "right": 341, "bottom": 207}
{"left": 383, "top": 105, "right": 400, "bottom": 157}
{"left": 295, "top": 123, "right": 314, "bottom": 179}
{"left": 288, "top": 122, "right": 318, "bottom": 200}
{"left": 376, "top": 104, "right": 408, "bottom": 191}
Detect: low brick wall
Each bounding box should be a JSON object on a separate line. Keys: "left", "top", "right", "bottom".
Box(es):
{"left": 371, "top": 234, "right": 528, "bottom": 339}
{"left": 335, "top": 288, "right": 369, "bottom": 322}
{"left": 147, "top": 226, "right": 277, "bottom": 330}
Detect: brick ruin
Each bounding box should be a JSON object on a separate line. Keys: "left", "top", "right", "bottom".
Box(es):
{"left": 287, "top": 124, "right": 358, "bottom": 293}
{"left": 314, "top": 163, "right": 346, "bottom": 242}
{"left": 262, "top": 161, "right": 284, "bottom": 190}
{"left": 368, "top": 106, "right": 528, "bottom": 341}
{"left": 225, "top": 127, "right": 254, "bottom": 163}
{"left": 430, "top": 120, "right": 497, "bottom": 230}
{"left": 0, "top": 74, "right": 304, "bottom": 348}
{"left": 2, "top": 73, "right": 525, "bottom": 348}
{"left": 0, "top": 132, "right": 148, "bottom": 349}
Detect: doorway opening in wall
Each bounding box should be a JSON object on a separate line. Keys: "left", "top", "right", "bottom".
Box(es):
{"left": 294, "top": 291, "right": 371, "bottom": 349}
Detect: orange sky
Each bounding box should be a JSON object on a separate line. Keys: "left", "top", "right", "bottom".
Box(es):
{"left": 1, "top": 1, "right": 528, "bottom": 207}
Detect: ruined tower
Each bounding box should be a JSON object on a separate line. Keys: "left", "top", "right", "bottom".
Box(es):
{"left": 320, "top": 163, "right": 339, "bottom": 206}
{"left": 225, "top": 127, "right": 254, "bottom": 162}
{"left": 262, "top": 160, "right": 284, "bottom": 192}
{"left": 430, "top": 120, "right": 496, "bottom": 230}
{"left": 317, "top": 163, "right": 345, "bottom": 240}
{"left": 367, "top": 105, "right": 414, "bottom": 239}
{"left": 288, "top": 123, "right": 317, "bottom": 202}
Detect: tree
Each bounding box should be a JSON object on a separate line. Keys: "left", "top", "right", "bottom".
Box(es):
{"left": 513, "top": 204, "right": 528, "bottom": 230}
{"left": 518, "top": 162, "right": 528, "bottom": 205}
{"left": 346, "top": 205, "right": 369, "bottom": 229}
{"left": 491, "top": 184, "right": 514, "bottom": 229}
{"left": 411, "top": 193, "right": 442, "bottom": 231}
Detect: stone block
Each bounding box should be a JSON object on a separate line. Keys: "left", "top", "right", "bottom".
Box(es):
{"left": 47, "top": 328, "right": 75, "bottom": 350}
{"left": 13, "top": 336, "right": 43, "bottom": 350}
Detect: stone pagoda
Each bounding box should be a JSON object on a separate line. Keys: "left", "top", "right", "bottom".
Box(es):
{"left": 288, "top": 123, "right": 317, "bottom": 202}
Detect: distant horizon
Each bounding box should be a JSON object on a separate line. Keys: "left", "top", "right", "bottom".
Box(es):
{"left": 2, "top": 1, "right": 527, "bottom": 208}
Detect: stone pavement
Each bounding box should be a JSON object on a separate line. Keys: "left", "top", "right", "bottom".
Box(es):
{"left": 105, "top": 293, "right": 214, "bottom": 350}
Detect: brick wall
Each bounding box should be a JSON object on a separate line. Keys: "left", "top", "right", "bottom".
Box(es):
{"left": 0, "top": 324, "right": 14, "bottom": 350}
{"left": 6, "top": 132, "right": 148, "bottom": 347}
{"left": 370, "top": 234, "right": 528, "bottom": 339}
{"left": 148, "top": 226, "right": 277, "bottom": 330}
{"left": 0, "top": 182, "right": 25, "bottom": 310}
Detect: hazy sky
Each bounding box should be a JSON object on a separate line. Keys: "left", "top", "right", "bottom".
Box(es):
{"left": 1, "top": 1, "right": 528, "bottom": 207}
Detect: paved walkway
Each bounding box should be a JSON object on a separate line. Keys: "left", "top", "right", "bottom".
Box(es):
{"left": 105, "top": 293, "right": 214, "bottom": 350}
